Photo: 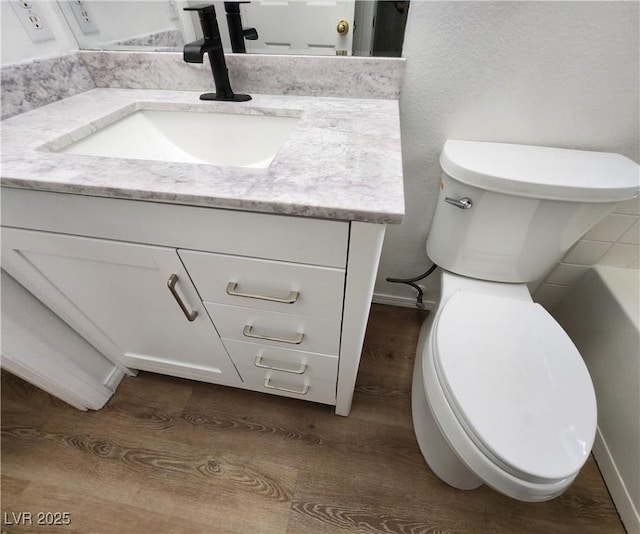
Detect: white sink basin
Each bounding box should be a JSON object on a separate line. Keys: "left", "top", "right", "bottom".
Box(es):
{"left": 57, "top": 109, "right": 300, "bottom": 169}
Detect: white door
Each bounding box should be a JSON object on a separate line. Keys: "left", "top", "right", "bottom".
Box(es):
{"left": 241, "top": 0, "right": 355, "bottom": 56}
{"left": 1, "top": 228, "right": 242, "bottom": 386}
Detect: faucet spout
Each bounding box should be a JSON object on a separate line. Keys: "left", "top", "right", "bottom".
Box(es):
{"left": 183, "top": 38, "right": 209, "bottom": 63}
{"left": 183, "top": 4, "right": 251, "bottom": 102}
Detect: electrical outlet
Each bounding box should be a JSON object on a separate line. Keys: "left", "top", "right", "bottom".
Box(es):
{"left": 10, "top": 0, "right": 55, "bottom": 43}
{"left": 68, "top": 0, "right": 98, "bottom": 35}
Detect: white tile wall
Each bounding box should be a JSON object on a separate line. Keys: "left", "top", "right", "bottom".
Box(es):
{"left": 584, "top": 213, "right": 636, "bottom": 242}
{"left": 533, "top": 197, "right": 640, "bottom": 309}
{"left": 562, "top": 240, "right": 612, "bottom": 265}
{"left": 600, "top": 243, "right": 640, "bottom": 268}
{"left": 545, "top": 263, "right": 589, "bottom": 286}
{"left": 619, "top": 220, "right": 640, "bottom": 244}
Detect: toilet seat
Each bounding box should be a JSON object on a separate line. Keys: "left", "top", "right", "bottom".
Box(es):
{"left": 432, "top": 291, "right": 597, "bottom": 485}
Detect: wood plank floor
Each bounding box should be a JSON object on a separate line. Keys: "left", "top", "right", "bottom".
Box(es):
{"left": 1, "top": 304, "right": 624, "bottom": 533}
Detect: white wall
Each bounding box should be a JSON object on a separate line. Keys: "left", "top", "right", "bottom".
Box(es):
{"left": 58, "top": 0, "right": 183, "bottom": 48}
{"left": 378, "top": 1, "right": 640, "bottom": 305}
{"left": 1, "top": 1, "right": 78, "bottom": 64}
{"left": 534, "top": 196, "right": 640, "bottom": 310}
{"left": 0, "top": 1, "right": 184, "bottom": 65}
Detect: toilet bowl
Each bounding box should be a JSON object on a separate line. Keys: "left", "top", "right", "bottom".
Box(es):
{"left": 412, "top": 271, "right": 597, "bottom": 501}
{"left": 412, "top": 140, "right": 639, "bottom": 501}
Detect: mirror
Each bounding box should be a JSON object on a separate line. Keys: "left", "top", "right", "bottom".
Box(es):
{"left": 57, "top": 0, "right": 409, "bottom": 57}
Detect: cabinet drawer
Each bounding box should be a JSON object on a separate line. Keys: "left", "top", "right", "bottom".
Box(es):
{"left": 223, "top": 339, "right": 339, "bottom": 382}
{"left": 2, "top": 189, "right": 350, "bottom": 267}
{"left": 179, "top": 250, "right": 344, "bottom": 319}
{"left": 236, "top": 361, "right": 337, "bottom": 405}
{"left": 205, "top": 303, "right": 341, "bottom": 356}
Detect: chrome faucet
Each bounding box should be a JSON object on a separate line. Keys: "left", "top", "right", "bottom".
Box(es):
{"left": 183, "top": 4, "right": 251, "bottom": 102}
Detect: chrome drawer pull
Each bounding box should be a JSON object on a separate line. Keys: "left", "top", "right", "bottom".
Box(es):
{"left": 226, "top": 282, "right": 299, "bottom": 304}
{"left": 444, "top": 196, "right": 473, "bottom": 210}
{"left": 263, "top": 377, "right": 309, "bottom": 395}
{"left": 254, "top": 355, "right": 307, "bottom": 374}
{"left": 243, "top": 325, "right": 304, "bottom": 345}
{"left": 167, "top": 274, "right": 198, "bottom": 322}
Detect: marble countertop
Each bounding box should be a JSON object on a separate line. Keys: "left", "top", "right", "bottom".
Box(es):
{"left": 1, "top": 88, "right": 404, "bottom": 224}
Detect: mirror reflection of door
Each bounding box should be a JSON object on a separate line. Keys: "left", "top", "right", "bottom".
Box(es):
{"left": 241, "top": 1, "right": 355, "bottom": 56}
{"left": 240, "top": 0, "right": 409, "bottom": 57}
{"left": 51, "top": 0, "right": 409, "bottom": 57}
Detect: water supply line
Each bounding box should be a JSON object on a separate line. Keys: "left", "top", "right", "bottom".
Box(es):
{"left": 386, "top": 263, "right": 438, "bottom": 310}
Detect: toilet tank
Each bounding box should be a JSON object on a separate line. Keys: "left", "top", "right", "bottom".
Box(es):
{"left": 426, "top": 141, "right": 640, "bottom": 283}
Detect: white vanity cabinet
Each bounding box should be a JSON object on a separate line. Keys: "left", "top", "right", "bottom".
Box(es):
{"left": 1, "top": 188, "right": 384, "bottom": 415}
{"left": 1, "top": 228, "right": 242, "bottom": 386}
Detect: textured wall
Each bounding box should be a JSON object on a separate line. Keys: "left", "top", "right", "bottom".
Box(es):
{"left": 377, "top": 1, "right": 640, "bottom": 306}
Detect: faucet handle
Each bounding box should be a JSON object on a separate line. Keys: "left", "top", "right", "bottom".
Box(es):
{"left": 183, "top": 4, "right": 216, "bottom": 13}
{"left": 184, "top": 4, "right": 220, "bottom": 42}
{"left": 224, "top": 1, "right": 251, "bottom": 13}
{"left": 243, "top": 27, "right": 258, "bottom": 40}
{"left": 224, "top": 1, "right": 257, "bottom": 40}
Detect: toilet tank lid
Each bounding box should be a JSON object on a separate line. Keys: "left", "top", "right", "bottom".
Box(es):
{"left": 440, "top": 140, "right": 640, "bottom": 203}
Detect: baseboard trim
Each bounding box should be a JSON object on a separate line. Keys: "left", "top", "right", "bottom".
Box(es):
{"left": 1, "top": 351, "right": 115, "bottom": 411}
{"left": 592, "top": 426, "right": 640, "bottom": 534}
{"left": 372, "top": 292, "right": 435, "bottom": 310}
{"left": 104, "top": 367, "right": 127, "bottom": 391}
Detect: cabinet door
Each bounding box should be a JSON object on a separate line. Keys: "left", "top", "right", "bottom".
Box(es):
{"left": 1, "top": 228, "right": 241, "bottom": 386}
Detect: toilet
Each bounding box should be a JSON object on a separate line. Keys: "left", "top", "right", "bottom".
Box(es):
{"left": 412, "top": 140, "right": 639, "bottom": 502}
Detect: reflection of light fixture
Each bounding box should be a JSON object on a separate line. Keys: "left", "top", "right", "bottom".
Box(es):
{"left": 336, "top": 19, "right": 349, "bottom": 35}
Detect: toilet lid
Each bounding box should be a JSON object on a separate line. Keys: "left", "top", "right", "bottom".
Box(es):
{"left": 434, "top": 291, "right": 597, "bottom": 482}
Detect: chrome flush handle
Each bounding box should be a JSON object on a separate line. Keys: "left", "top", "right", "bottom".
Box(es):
{"left": 444, "top": 197, "right": 473, "bottom": 210}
